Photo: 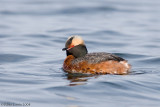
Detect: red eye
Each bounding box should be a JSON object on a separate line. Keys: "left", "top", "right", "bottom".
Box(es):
{"left": 72, "top": 45, "right": 74, "bottom": 47}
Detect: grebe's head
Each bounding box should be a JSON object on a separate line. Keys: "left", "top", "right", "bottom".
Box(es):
{"left": 62, "top": 35, "right": 88, "bottom": 58}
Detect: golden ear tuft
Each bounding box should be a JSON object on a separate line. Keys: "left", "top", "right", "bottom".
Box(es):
{"left": 71, "top": 35, "right": 85, "bottom": 46}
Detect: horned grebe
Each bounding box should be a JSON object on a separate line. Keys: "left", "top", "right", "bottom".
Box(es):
{"left": 62, "top": 36, "right": 131, "bottom": 75}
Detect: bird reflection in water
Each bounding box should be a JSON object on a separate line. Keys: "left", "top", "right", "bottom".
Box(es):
{"left": 65, "top": 73, "right": 99, "bottom": 86}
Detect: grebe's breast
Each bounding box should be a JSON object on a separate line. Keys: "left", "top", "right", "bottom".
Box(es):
{"left": 72, "top": 52, "right": 125, "bottom": 64}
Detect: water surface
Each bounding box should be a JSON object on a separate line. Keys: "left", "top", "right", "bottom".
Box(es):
{"left": 0, "top": 0, "right": 160, "bottom": 107}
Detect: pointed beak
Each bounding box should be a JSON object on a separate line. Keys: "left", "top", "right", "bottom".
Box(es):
{"left": 62, "top": 47, "right": 67, "bottom": 51}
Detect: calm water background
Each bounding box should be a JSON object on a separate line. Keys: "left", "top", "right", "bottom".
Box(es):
{"left": 0, "top": 0, "right": 160, "bottom": 107}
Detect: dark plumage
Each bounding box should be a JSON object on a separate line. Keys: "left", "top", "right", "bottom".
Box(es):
{"left": 67, "top": 45, "right": 88, "bottom": 58}
{"left": 72, "top": 52, "right": 124, "bottom": 64}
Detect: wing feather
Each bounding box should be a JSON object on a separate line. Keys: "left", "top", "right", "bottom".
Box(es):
{"left": 72, "top": 52, "right": 125, "bottom": 64}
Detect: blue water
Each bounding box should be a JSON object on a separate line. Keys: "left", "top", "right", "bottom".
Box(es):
{"left": 0, "top": 0, "right": 160, "bottom": 107}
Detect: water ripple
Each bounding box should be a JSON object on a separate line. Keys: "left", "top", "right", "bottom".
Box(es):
{"left": 0, "top": 0, "right": 160, "bottom": 106}
{"left": 0, "top": 54, "right": 34, "bottom": 64}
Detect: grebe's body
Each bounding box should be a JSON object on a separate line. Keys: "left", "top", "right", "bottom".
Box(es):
{"left": 62, "top": 36, "right": 131, "bottom": 75}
